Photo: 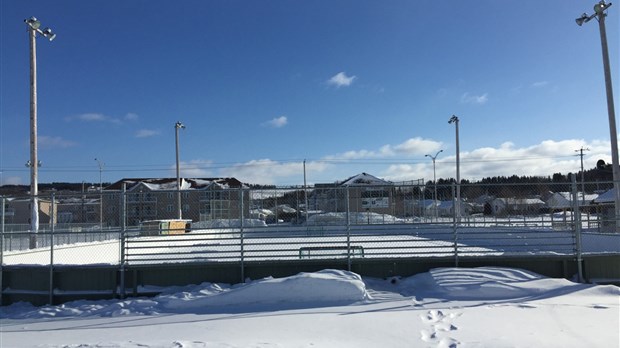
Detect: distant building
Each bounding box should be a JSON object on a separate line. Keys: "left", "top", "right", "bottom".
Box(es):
{"left": 103, "top": 177, "right": 246, "bottom": 226}
{"left": 313, "top": 173, "right": 400, "bottom": 215}
{"left": 4, "top": 198, "right": 56, "bottom": 226}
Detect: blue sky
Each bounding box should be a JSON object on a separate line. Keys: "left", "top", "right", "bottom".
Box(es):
{"left": 1, "top": 0, "right": 618, "bottom": 186}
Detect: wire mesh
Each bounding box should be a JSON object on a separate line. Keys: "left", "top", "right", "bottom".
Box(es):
{"left": 1, "top": 180, "right": 619, "bottom": 266}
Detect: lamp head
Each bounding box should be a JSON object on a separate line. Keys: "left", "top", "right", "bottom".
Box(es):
{"left": 576, "top": 13, "right": 592, "bottom": 26}
{"left": 448, "top": 115, "right": 459, "bottom": 124}
{"left": 24, "top": 17, "right": 41, "bottom": 30}
{"left": 594, "top": 1, "right": 610, "bottom": 14}
{"left": 40, "top": 27, "right": 56, "bottom": 41}
{"left": 42, "top": 28, "right": 56, "bottom": 41}
{"left": 175, "top": 121, "right": 185, "bottom": 129}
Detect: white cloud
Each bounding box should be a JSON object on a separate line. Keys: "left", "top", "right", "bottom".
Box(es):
{"left": 327, "top": 72, "right": 357, "bottom": 88}
{"left": 218, "top": 159, "right": 330, "bottom": 185}
{"left": 38, "top": 135, "right": 77, "bottom": 149}
{"left": 263, "top": 116, "right": 288, "bottom": 128}
{"left": 531, "top": 81, "right": 549, "bottom": 88}
{"left": 125, "top": 113, "right": 139, "bottom": 121}
{"left": 66, "top": 112, "right": 133, "bottom": 124}
{"left": 2, "top": 176, "right": 22, "bottom": 185}
{"left": 382, "top": 139, "right": 610, "bottom": 183}
{"left": 135, "top": 129, "right": 160, "bottom": 138}
{"left": 172, "top": 160, "right": 214, "bottom": 178}
{"left": 73, "top": 113, "right": 109, "bottom": 122}
{"left": 460, "top": 92, "right": 488, "bottom": 105}
{"left": 176, "top": 139, "right": 611, "bottom": 186}
{"left": 324, "top": 138, "right": 443, "bottom": 160}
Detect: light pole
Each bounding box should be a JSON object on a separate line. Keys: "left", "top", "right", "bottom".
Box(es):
{"left": 24, "top": 17, "right": 55, "bottom": 248}
{"left": 449, "top": 115, "right": 461, "bottom": 220}
{"left": 576, "top": 1, "right": 619, "bottom": 230}
{"left": 175, "top": 121, "right": 185, "bottom": 220}
{"left": 95, "top": 158, "right": 104, "bottom": 229}
{"left": 425, "top": 150, "right": 443, "bottom": 218}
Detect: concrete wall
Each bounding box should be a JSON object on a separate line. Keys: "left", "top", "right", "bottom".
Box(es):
{"left": 2, "top": 255, "right": 617, "bottom": 306}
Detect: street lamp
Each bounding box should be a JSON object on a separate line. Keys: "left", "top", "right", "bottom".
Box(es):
{"left": 95, "top": 158, "right": 104, "bottom": 229}
{"left": 425, "top": 150, "right": 443, "bottom": 219}
{"left": 175, "top": 121, "right": 185, "bottom": 220}
{"left": 576, "top": 1, "right": 619, "bottom": 229}
{"left": 448, "top": 115, "right": 461, "bottom": 220}
{"left": 24, "top": 17, "right": 55, "bottom": 247}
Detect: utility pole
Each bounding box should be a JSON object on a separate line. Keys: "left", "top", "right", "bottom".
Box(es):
{"left": 575, "top": 147, "right": 590, "bottom": 205}
{"left": 425, "top": 150, "right": 443, "bottom": 219}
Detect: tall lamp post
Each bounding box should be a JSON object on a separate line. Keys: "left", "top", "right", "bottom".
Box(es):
{"left": 449, "top": 115, "right": 461, "bottom": 220}
{"left": 95, "top": 158, "right": 104, "bottom": 229}
{"left": 425, "top": 150, "right": 443, "bottom": 218}
{"left": 576, "top": 1, "right": 619, "bottom": 229}
{"left": 175, "top": 121, "right": 185, "bottom": 220}
{"left": 24, "top": 17, "right": 56, "bottom": 248}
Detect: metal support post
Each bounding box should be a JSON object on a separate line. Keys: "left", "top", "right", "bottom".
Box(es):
{"left": 346, "top": 187, "right": 351, "bottom": 271}
{"left": 452, "top": 183, "right": 459, "bottom": 267}
{"left": 240, "top": 188, "right": 245, "bottom": 283}
{"left": 119, "top": 184, "right": 127, "bottom": 298}
{"left": 49, "top": 193, "right": 55, "bottom": 304}
{"left": 571, "top": 175, "right": 584, "bottom": 283}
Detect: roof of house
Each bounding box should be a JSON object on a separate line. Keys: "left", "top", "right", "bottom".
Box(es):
{"left": 105, "top": 178, "right": 244, "bottom": 191}
{"left": 339, "top": 173, "right": 391, "bottom": 186}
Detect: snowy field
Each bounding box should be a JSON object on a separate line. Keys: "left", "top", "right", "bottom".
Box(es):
{"left": 1, "top": 267, "right": 618, "bottom": 347}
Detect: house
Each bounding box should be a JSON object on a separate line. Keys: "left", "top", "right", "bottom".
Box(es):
{"left": 592, "top": 188, "right": 617, "bottom": 233}
{"left": 545, "top": 192, "right": 598, "bottom": 211}
{"left": 488, "top": 197, "right": 545, "bottom": 216}
{"left": 436, "top": 200, "right": 474, "bottom": 217}
{"left": 313, "top": 173, "right": 397, "bottom": 215}
{"left": 103, "top": 177, "right": 246, "bottom": 226}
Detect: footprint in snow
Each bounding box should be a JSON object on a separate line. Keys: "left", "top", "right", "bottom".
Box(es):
{"left": 418, "top": 309, "right": 461, "bottom": 347}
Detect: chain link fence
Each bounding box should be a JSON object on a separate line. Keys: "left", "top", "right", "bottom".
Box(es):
{"left": 2, "top": 178, "right": 619, "bottom": 269}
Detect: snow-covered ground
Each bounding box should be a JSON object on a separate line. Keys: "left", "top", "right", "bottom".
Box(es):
{"left": 3, "top": 225, "right": 619, "bottom": 266}
{"left": 1, "top": 267, "right": 618, "bottom": 347}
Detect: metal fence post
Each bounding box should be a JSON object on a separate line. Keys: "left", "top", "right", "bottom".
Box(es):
{"left": 452, "top": 183, "right": 459, "bottom": 267}
{"left": 49, "top": 193, "right": 55, "bottom": 304}
{"left": 120, "top": 185, "right": 127, "bottom": 298}
{"left": 346, "top": 187, "right": 351, "bottom": 271}
{"left": 1, "top": 197, "right": 4, "bottom": 306}
{"left": 571, "top": 175, "right": 584, "bottom": 283}
{"left": 240, "top": 187, "right": 245, "bottom": 283}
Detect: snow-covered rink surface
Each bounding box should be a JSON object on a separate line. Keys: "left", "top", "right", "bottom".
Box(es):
{"left": 1, "top": 267, "right": 618, "bottom": 347}
{"left": 3, "top": 225, "right": 620, "bottom": 265}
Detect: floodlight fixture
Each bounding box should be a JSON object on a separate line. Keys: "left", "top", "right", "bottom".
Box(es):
{"left": 41, "top": 28, "right": 56, "bottom": 41}
{"left": 594, "top": 1, "right": 612, "bottom": 14}
{"left": 25, "top": 17, "right": 56, "bottom": 41}
{"left": 448, "top": 115, "right": 459, "bottom": 124}
{"left": 24, "top": 17, "right": 41, "bottom": 30}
